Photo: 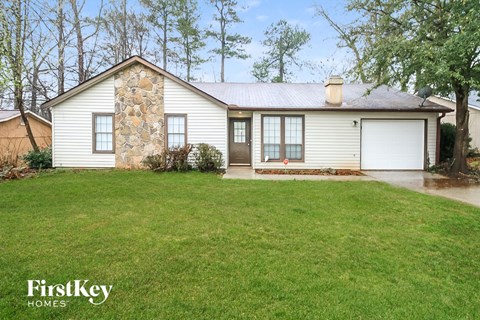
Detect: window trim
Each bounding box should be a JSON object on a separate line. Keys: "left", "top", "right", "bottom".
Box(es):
{"left": 165, "top": 114, "right": 188, "bottom": 150}
{"left": 261, "top": 114, "right": 305, "bottom": 162}
{"left": 92, "top": 113, "right": 115, "bottom": 154}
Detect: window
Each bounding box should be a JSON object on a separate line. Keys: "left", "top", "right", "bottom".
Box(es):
{"left": 263, "top": 116, "right": 281, "bottom": 160}
{"left": 233, "top": 121, "right": 246, "bottom": 143}
{"left": 285, "top": 116, "right": 303, "bottom": 160}
{"left": 166, "top": 114, "right": 186, "bottom": 148}
{"left": 262, "top": 115, "right": 303, "bottom": 161}
{"left": 93, "top": 114, "right": 114, "bottom": 153}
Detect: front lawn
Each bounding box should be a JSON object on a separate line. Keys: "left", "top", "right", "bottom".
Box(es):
{"left": 0, "top": 171, "right": 479, "bottom": 319}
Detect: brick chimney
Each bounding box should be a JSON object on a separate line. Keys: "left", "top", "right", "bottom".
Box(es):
{"left": 325, "top": 75, "right": 343, "bottom": 105}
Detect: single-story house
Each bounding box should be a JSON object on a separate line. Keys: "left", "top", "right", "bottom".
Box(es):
{"left": 428, "top": 93, "right": 480, "bottom": 150}
{"left": 42, "top": 56, "right": 452, "bottom": 170}
{"left": 0, "top": 110, "right": 52, "bottom": 161}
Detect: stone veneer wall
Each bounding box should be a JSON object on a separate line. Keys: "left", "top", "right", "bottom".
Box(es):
{"left": 114, "top": 63, "right": 165, "bottom": 168}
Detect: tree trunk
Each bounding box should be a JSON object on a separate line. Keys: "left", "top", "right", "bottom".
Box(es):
{"left": 451, "top": 86, "right": 470, "bottom": 174}
{"left": 186, "top": 38, "right": 191, "bottom": 81}
{"left": 278, "top": 55, "right": 284, "bottom": 83}
{"left": 186, "top": 53, "right": 191, "bottom": 81}
{"left": 30, "top": 66, "right": 39, "bottom": 113}
{"left": 12, "top": 0, "right": 39, "bottom": 151}
{"left": 122, "top": 0, "right": 127, "bottom": 60}
{"left": 163, "top": 14, "right": 168, "bottom": 70}
{"left": 17, "top": 96, "right": 40, "bottom": 153}
{"left": 71, "top": 0, "right": 86, "bottom": 83}
{"left": 57, "top": 0, "right": 65, "bottom": 94}
{"left": 220, "top": 48, "right": 225, "bottom": 82}
{"left": 220, "top": 20, "right": 225, "bottom": 82}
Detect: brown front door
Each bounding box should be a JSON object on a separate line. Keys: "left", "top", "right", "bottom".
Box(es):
{"left": 229, "top": 118, "right": 251, "bottom": 165}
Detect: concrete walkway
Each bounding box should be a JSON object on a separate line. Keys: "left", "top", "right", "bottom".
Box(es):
{"left": 366, "top": 171, "right": 480, "bottom": 208}
{"left": 223, "top": 167, "right": 480, "bottom": 207}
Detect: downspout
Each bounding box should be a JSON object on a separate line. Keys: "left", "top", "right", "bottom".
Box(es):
{"left": 436, "top": 112, "right": 446, "bottom": 165}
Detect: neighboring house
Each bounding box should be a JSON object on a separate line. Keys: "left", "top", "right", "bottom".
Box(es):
{"left": 0, "top": 110, "right": 52, "bottom": 161}
{"left": 428, "top": 93, "right": 480, "bottom": 150}
{"left": 42, "top": 56, "right": 452, "bottom": 170}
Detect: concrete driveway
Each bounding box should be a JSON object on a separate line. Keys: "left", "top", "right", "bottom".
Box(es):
{"left": 366, "top": 171, "right": 480, "bottom": 208}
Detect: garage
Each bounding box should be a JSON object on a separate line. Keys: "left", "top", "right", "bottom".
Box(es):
{"left": 361, "top": 119, "right": 425, "bottom": 170}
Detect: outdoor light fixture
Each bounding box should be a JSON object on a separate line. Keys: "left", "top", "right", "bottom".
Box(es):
{"left": 238, "top": 111, "right": 243, "bottom": 115}
{"left": 352, "top": 120, "right": 359, "bottom": 127}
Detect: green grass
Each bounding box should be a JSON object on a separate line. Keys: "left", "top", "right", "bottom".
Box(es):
{"left": 0, "top": 170, "right": 479, "bottom": 319}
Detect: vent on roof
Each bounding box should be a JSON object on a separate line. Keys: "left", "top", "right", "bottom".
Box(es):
{"left": 325, "top": 76, "right": 343, "bottom": 106}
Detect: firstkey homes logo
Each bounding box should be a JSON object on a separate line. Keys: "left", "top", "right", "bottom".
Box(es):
{"left": 27, "top": 280, "right": 113, "bottom": 307}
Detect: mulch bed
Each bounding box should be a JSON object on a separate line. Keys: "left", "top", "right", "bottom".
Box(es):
{"left": 255, "top": 169, "right": 364, "bottom": 176}
{"left": 430, "top": 157, "right": 480, "bottom": 183}
{"left": 0, "top": 166, "right": 31, "bottom": 181}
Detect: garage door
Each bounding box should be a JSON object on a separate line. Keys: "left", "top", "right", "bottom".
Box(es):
{"left": 361, "top": 120, "right": 425, "bottom": 170}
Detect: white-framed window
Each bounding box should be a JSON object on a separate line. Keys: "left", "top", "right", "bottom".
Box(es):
{"left": 166, "top": 114, "right": 186, "bottom": 148}
{"left": 262, "top": 115, "right": 304, "bottom": 161}
{"left": 93, "top": 114, "right": 114, "bottom": 153}
{"left": 233, "top": 121, "right": 246, "bottom": 143}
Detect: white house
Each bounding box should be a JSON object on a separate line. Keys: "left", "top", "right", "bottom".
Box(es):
{"left": 428, "top": 93, "right": 480, "bottom": 150}
{"left": 42, "top": 56, "right": 452, "bottom": 170}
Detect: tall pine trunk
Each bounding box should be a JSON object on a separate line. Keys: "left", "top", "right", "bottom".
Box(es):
{"left": 220, "top": 19, "right": 226, "bottom": 82}
{"left": 163, "top": 14, "right": 168, "bottom": 70}
{"left": 220, "top": 47, "right": 225, "bottom": 82}
{"left": 71, "top": 0, "right": 86, "bottom": 83}
{"left": 57, "top": 0, "right": 65, "bottom": 94}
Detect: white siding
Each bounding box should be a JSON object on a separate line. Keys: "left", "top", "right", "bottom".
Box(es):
{"left": 164, "top": 78, "right": 228, "bottom": 165}
{"left": 465, "top": 109, "right": 480, "bottom": 149}
{"left": 253, "top": 111, "right": 439, "bottom": 170}
{"left": 52, "top": 77, "right": 115, "bottom": 167}
{"left": 433, "top": 98, "right": 480, "bottom": 149}
{"left": 447, "top": 109, "right": 480, "bottom": 149}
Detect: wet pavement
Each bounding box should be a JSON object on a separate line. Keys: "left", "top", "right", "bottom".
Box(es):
{"left": 366, "top": 171, "right": 480, "bottom": 208}
{"left": 223, "top": 168, "right": 480, "bottom": 208}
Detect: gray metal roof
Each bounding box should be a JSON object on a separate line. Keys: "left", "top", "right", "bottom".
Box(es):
{"left": 0, "top": 110, "right": 51, "bottom": 125}
{"left": 0, "top": 110, "right": 21, "bottom": 121}
{"left": 468, "top": 91, "right": 480, "bottom": 109}
{"left": 190, "top": 82, "right": 452, "bottom": 112}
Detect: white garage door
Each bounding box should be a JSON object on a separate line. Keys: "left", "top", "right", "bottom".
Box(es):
{"left": 361, "top": 120, "right": 425, "bottom": 170}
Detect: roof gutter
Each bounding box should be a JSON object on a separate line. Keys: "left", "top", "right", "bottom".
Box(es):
{"left": 227, "top": 106, "right": 454, "bottom": 113}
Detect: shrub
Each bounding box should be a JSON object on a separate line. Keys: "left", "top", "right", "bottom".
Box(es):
{"left": 142, "top": 154, "right": 167, "bottom": 172}
{"left": 440, "top": 123, "right": 456, "bottom": 162}
{"left": 193, "top": 143, "right": 224, "bottom": 172}
{"left": 23, "top": 147, "right": 52, "bottom": 169}
{"left": 142, "top": 144, "right": 192, "bottom": 172}
{"left": 169, "top": 145, "right": 192, "bottom": 172}
{"left": 467, "top": 147, "right": 479, "bottom": 158}
{"left": 0, "top": 139, "right": 23, "bottom": 169}
{"left": 440, "top": 123, "right": 474, "bottom": 162}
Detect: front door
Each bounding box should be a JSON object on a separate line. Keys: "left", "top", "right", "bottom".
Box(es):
{"left": 229, "top": 118, "right": 251, "bottom": 165}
